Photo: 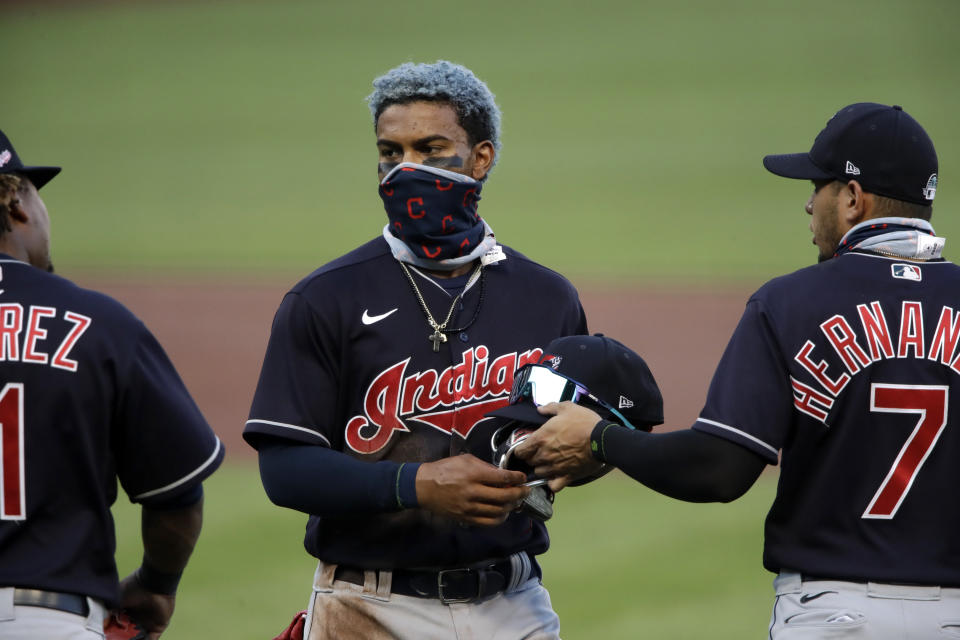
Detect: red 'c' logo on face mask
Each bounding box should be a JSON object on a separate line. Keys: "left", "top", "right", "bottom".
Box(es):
{"left": 436, "top": 180, "right": 453, "bottom": 191}
{"left": 407, "top": 197, "right": 425, "bottom": 219}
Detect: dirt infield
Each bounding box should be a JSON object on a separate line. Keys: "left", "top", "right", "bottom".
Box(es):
{"left": 76, "top": 274, "right": 752, "bottom": 460}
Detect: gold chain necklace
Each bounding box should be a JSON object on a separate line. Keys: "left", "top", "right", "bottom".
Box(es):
{"left": 398, "top": 262, "right": 483, "bottom": 352}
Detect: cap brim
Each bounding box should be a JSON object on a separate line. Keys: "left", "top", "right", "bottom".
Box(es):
{"left": 17, "top": 166, "right": 61, "bottom": 190}
{"left": 762, "top": 153, "right": 832, "bottom": 180}
{"left": 484, "top": 401, "right": 549, "bottom": 426}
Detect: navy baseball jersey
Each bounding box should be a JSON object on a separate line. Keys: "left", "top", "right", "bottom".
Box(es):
{"left": 0, "top": 256, "right": 224, "bottom": 605}
{"left": 694, "top": 251, "right": 960, "bottom": 585}
{"left": 245, "top": 237, "right": 586, "bottom": 569}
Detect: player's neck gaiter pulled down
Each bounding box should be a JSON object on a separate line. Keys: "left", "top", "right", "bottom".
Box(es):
{"left": 834, "top": 217, "right": 944, "bottom": 260}
{"left": 380, "top": 162, "right": 496, "bottom": 271}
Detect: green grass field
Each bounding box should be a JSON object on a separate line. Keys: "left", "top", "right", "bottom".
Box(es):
{"left": 8, "top": 0, "right": 960, "bottom": 283}
{"left": 111, "top": 465, "right": 778, "bottom": 639}
{"left": 7, "top": 1, "right": 958, "bottom": 637}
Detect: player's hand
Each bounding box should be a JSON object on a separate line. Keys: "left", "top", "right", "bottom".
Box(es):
{"left": 515, "top": 402, "right": 602, "bottom": 489}
{"left": 416, "top": 453, "right": 531, "bottom": 527}
{"left": 117, "top": 572, "right": 176, "bottom": 640}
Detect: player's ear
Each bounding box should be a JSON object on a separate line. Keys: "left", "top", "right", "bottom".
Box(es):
{"left": 840, "top": 180, "right": 869, "bottom": 226}
{"left": 470, "top": 141, "right": 495, "bottom": 181}
{"left": 7, "top": 196, "right": 28, "bottom": 224}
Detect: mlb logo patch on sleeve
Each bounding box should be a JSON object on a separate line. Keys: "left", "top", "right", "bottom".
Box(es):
{"left": 891, "top": 263, "right": 922, "bottom": 282}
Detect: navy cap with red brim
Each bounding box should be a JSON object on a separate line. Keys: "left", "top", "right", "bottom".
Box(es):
{"left": 762, "top": 153, "right": 834, "bottom": 180}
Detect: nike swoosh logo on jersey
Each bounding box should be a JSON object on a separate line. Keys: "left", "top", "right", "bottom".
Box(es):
{"left": 799, "top": 590, "right": 837, "bottom": 604}
{"left": 362, "top": 308, "right": 398, "bottom": 325}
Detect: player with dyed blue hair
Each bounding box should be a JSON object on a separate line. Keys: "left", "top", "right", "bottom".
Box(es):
{"left": 367, "top": 60, "right": 502, "bottom": 172}
{"left": 247, "top": 60, "right": 587, "bottom": 639}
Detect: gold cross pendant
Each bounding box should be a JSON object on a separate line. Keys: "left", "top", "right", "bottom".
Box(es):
{"left": 429, "top": 329, "right": 447, "bottom": 352}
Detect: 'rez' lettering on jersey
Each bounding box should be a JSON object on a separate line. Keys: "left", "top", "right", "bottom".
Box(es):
{"left": 0, "top": 303, "right": 92, "bottom": 371}
{"left": 0, "top": 256, "right": 224, "bottom": 607}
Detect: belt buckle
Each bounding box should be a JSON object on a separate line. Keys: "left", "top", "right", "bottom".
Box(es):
{"left": 437, "top": 568, "right": 485, "bottom": 604}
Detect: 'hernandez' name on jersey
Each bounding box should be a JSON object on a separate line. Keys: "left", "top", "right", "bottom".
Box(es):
{"left": 694, "top": 251, "right": 960, "bottom": 586}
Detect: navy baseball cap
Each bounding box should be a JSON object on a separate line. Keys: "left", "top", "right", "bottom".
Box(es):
{"left": 486, "top": 334, "right": 664, "bottom": 430}
{"left": 763, "top": 103, "right": 938, "bottom": 205}
{"left": 0, "top": 129, "right": 61, "bottom": 190}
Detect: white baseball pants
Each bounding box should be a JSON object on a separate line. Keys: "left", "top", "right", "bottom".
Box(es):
{"left": 769, "top": 572, "right": 960, "bottom": 638}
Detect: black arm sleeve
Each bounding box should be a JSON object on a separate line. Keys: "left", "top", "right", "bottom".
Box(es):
{"left": 594, "top": 423, "right": 768, "bottom": 503}
{"left": 257, "top": 440, "right": 420, "bottom": 515}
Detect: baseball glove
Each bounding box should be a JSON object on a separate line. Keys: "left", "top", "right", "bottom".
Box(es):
{"left": 103, "top": 611, "right": 147, "bottom": 640}
{"left": 272, "top": 610, "right": 307, "bottom": 640}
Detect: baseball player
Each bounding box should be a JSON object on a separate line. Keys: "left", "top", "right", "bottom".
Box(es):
{"left": 0, "top": 130, "right": 224, "bottom": 639}
{"left": 244, "top": 61, "right": 587, "bottom": 640}
{"left": 516, "top": 103, "right": 960, "bottom": 638}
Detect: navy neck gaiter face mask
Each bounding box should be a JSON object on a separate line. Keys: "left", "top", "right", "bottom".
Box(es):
{"left": 379, "top": 163, "right": 485, "bottom": 261}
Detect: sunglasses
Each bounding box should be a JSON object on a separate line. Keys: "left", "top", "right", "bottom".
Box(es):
{"left": 508, "top": 364, "right": 636, "bottom": 430}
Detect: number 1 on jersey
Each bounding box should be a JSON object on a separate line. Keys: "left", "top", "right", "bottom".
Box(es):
{"left": 864, "top": 383, "right": 948, "bottom": 519}
{"left": 0, "top": 383, "right": 26, "bottom": 520}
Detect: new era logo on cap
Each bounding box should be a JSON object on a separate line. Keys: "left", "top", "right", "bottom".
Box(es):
{"left": 845, "top": 161, "right": 860, "bottom": 175}
{"left": 618, "top": 395, "right": 634, "bottom": 409}
{"left": 0, "top": 150, "right": 11, "bottom": 168}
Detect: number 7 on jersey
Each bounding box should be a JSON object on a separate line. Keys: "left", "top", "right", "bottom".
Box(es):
{"left": 0, "top": 383, "right": 26, "bottom": 521}
{"left": 864, "top": 383, "right": 948, "bottom": 519}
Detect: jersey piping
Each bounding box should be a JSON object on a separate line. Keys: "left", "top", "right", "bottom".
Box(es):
{"left": 132, "top": 438, "right": 224, "bottom": 500}
{"left": 244, "top": 419, "right": 332, "bottom": 446}
{"left": 695, "top": 417, "right": 779, "bottom": 457}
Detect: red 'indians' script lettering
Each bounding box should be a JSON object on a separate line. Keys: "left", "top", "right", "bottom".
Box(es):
{"left": 345, "top": 346, "right": 543, "bottom": 454}
{"left": 792, "top": 300, "right": 960, "bottom": 423}
{"left": 0, "top": 304, "right": 91, "bottom": 372}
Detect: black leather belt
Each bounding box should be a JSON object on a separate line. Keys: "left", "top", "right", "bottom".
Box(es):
{"left": 13, "top": 588, "right": 89, "bottom": 616}
{"left": 334, "top": 556, "right": 540, "bottom": 604}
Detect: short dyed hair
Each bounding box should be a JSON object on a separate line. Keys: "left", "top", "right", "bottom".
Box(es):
{"left": 367, "top": 61, "right": 502, "bottom": 167}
